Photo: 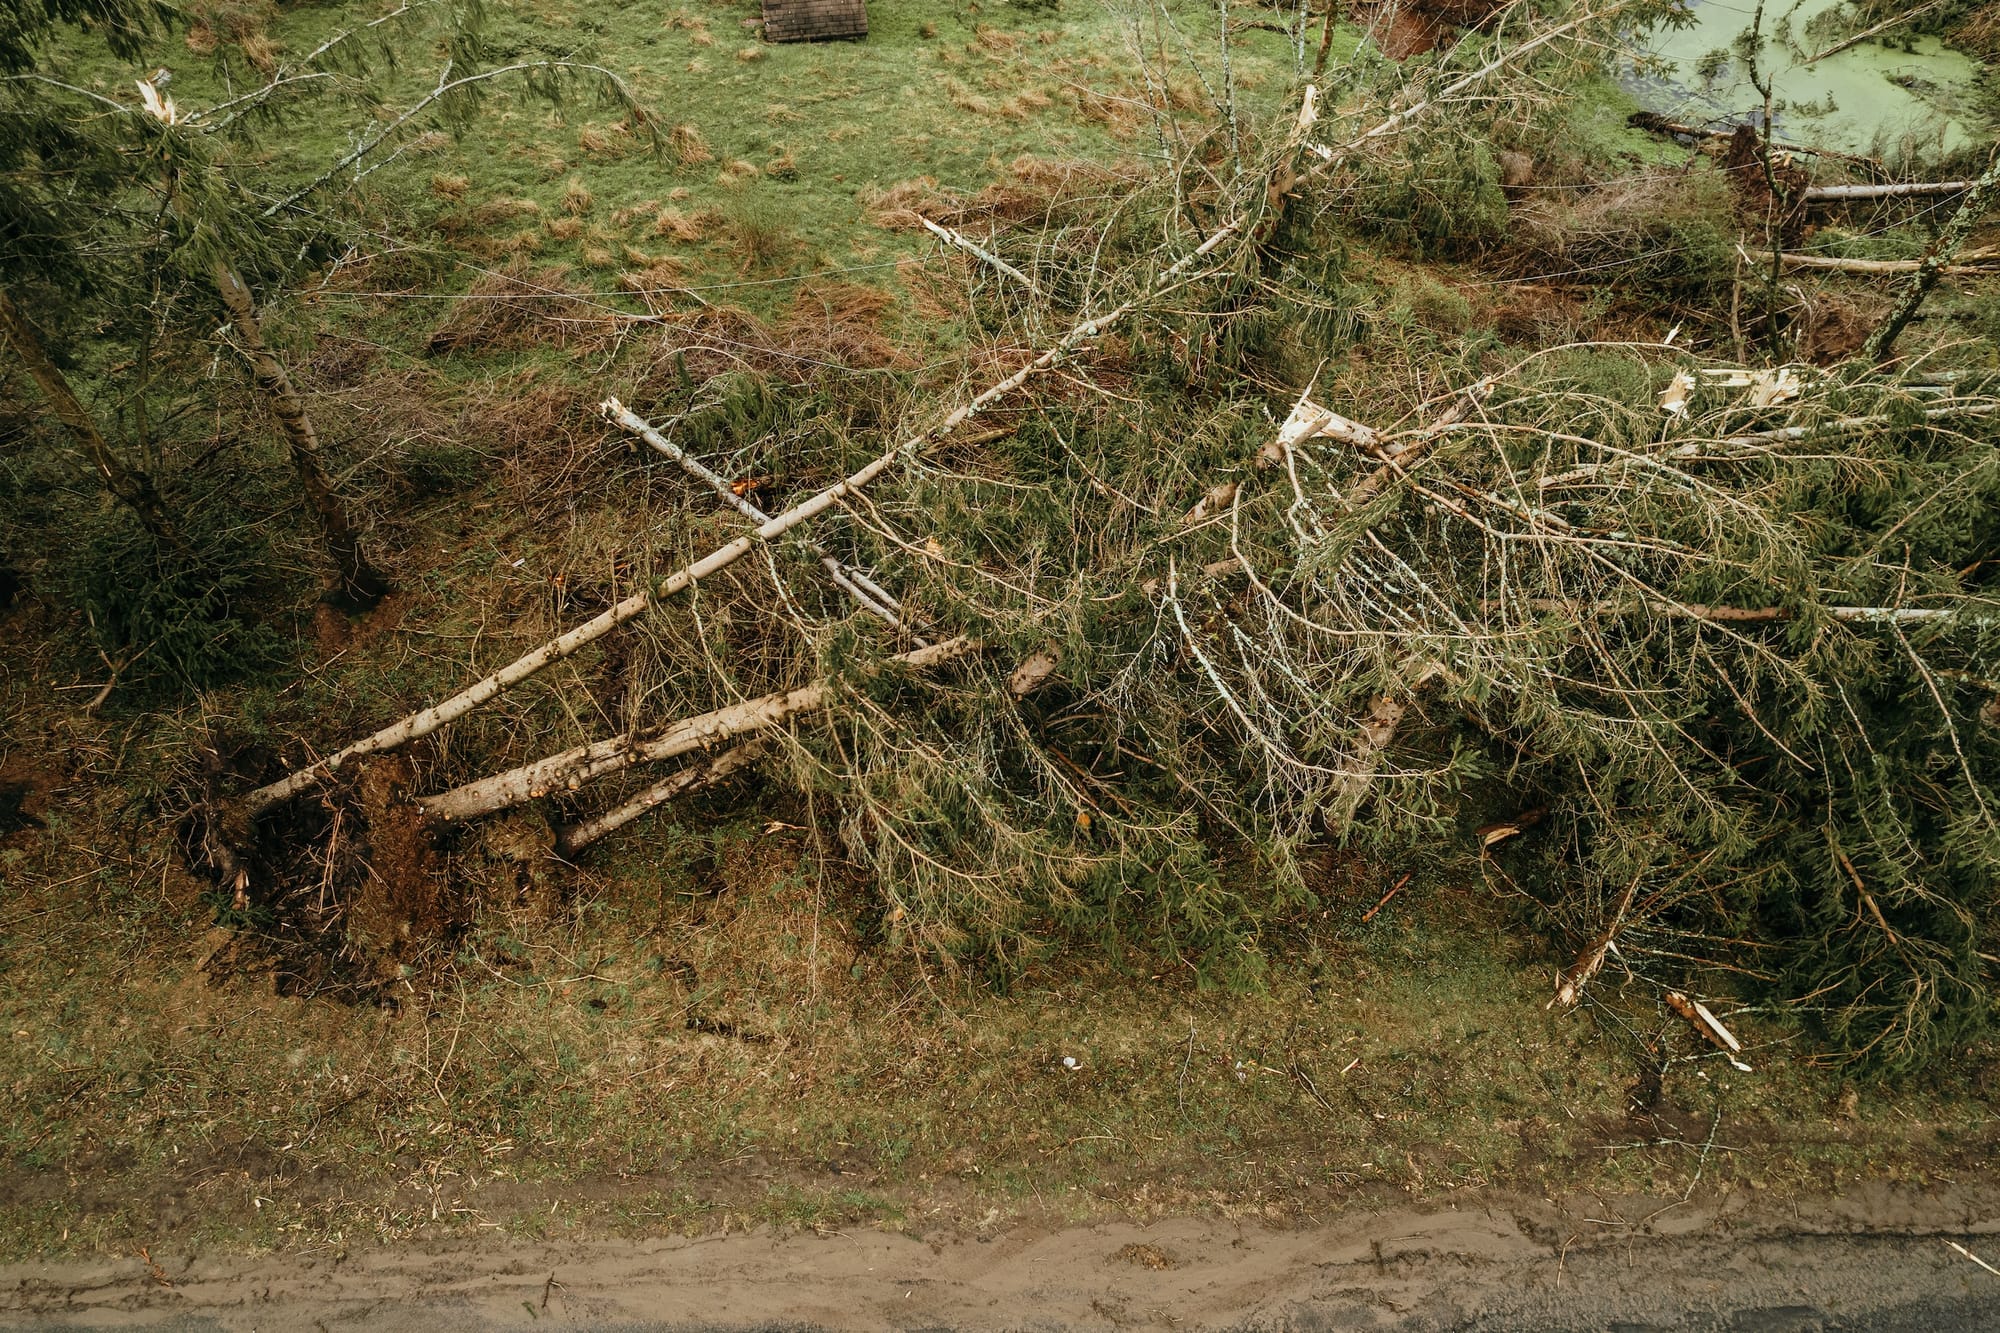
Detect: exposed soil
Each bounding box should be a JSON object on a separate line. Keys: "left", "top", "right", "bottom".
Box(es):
{"left": 4, "top": 1185, "right": 1999, "bottom": 1329}
{"left": 0, "top": 760, "right": 58, "bottom": 848}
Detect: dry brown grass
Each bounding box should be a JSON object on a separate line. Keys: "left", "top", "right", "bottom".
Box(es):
{"left": 562, "top": 177, "right": 596, "bottom": 216}
{"left": 468, "top": 196, "right": 541, "bottom": 229}
{"left": 944, "top": 79, "right": 996, "bottom": 117}
{"left": 609, "top": 200, "right": 663, "bottom": 230}
{"left": 578, "top": 122, "right": 637, "bottom": 158}
{"left": 424, "top": 260, "right": 618, "bottom": 356}
{"left": 1507, "top": 168, "right": 1733, "bottom": 294}
{"left": 631, "top": 278, "right": 901, "bottom": 386}
{"left": 863, "top": 155, "right": 1126, "bottom": 231}
{"left": 239, "top": 30, "right": 278, "bottom": 72}
{"left": 1956, "top": 0, "right": 2000, "bottom": 55}
{"left": 616, "top": 259, "right": 691, "bottom": 314}
{"left": 998, "top": 89, "right": 1054, "bottom": 119}
{"left": 670, "top": 124, "right": 713, "bottom": 168}
{"left": 972, "top": 24, "right": 1023, "bottom": 55}
{"left": 546, "top": 216, "right": 584, "bottom": 242}
{"left": 651, "top": 207, "right": 714, "bottom": 244}
{"left": 430, "top": 174, "right": 471, "bottom": 201}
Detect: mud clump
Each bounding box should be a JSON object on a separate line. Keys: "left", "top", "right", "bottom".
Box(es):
{"left": 1112, "top": 1243, "right": 1179, "bottom": 1270}
{"left": 346, "top": 754, "right": 457, "bottom": 972}
{"left": 1722, "top": 124, "right": 1809, "bottom": 247}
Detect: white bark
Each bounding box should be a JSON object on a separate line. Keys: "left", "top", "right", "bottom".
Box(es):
{"left": 920, "top": 217, "right": 1038, "bottom": 293}
{"left": 1756, "top": 247, "right": 1999, "bottom": 275}
{"left": 603, "top": 399, "right": 907, "bottom": 630}
{"left": 557, "top": 739, "right": 769, "bottom": 853}
{"left": 1805, "top": 180, "right": 1974, "bottom": 203}
{"left": 420, "top": 637, "right": 980, "bottom": 824}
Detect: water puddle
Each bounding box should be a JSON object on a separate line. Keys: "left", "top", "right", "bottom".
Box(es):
{"left": 1620, "top": 0, "right": 1990, "bottom": 157}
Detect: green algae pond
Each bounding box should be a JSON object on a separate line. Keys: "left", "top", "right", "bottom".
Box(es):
{"left": 1622, "top": 0, "right": 1993, "bottom": 158}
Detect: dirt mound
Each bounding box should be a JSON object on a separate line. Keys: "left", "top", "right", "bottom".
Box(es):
{"left": 345, "top": 754, "right": 455, "bottom": 967}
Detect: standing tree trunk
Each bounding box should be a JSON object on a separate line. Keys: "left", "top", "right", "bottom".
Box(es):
{"left": 1864, "top": 149, "right": 2000, "bottom": 366}
{"left": 213, "top": 262, "right": 389, "bottom": 611}
{"left": 0, "top": 287, "right": 184, "bottom": 549}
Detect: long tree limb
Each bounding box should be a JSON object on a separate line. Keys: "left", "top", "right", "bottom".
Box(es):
{"left": 603, "top": 399, "right": 908, "bottom": 631}
{"left": 920, "top": 217, "right": 1038, "bottom": 293}
{"left": 1755, "top": 247, "right": 2000, "bottom": 276}
{"left": 0, "top": 287, "right": 185, "bottom": 550}
{"left": 420, "top": 637, "right": 980, "bottom": 824}
{"left": 1864, "top": 149, "right": 2000, "bottom": 365}
{"left": 1805, "top": 180, "right": 1974, "bottom": 203}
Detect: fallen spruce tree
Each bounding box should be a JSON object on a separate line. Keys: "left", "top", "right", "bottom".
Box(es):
{"left": 203, "top": 2, "right": 2000, "bottom": 1068}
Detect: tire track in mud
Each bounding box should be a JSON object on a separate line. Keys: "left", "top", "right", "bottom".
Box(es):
{"left": 3, "top": 1186, "right": 1999, "bottom": 1330}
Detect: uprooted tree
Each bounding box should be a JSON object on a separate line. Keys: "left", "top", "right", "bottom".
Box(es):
{"left": 196, "top": 0, "right": 2000, "bottom": 1070}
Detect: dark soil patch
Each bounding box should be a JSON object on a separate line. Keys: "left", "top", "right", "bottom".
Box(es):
{"left": 0, "top": 760, "right": 58, "bottom": 846}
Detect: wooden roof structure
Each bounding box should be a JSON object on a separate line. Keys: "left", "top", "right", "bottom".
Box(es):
{"left": 762, "top": 0, "right": 866, "bottom": 42}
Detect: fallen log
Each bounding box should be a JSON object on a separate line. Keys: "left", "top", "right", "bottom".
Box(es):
{"left": 1491, "top": 597, "right": 2000, "bottom": 627}
{"left": 421, "top": 636, "right": 980, "bottom": 824}
{"left": 1805, "top": 180, "right": 1975, "bottom": 203}
{"left": 1753, "top": 248, "right": 2000, "bottom": 276}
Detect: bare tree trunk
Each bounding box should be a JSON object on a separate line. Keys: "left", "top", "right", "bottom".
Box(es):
{"left": 1805, "top": 180, "right": 1973, "bottom": 203}
{"left": 1754, "top": 247, "right": 2000, "bottom": 275}
{"left": 213, "top": 262, "right": 389, "bottom": 611}
{"left": 1864, "top": 151, "right": 2000, "bottom": 365}
{"left": 420, "top": 637, "right": 980, "bottom": 824}
{"left": 0, "top": 287, "right": 183, "bottom": 549}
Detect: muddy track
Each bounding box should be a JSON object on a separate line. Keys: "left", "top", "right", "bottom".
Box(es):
{"left": 4, "top": 1185, "right": 2000, "bottom": 1330}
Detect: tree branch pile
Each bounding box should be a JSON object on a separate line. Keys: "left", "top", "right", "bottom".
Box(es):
{"left": 207, "top": 2, "right": 2000, "bottom": 1065}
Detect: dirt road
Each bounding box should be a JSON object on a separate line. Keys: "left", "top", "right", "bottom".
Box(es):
{"left": 4, "top": 1184, "right": 1999, "bottom": 1330}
